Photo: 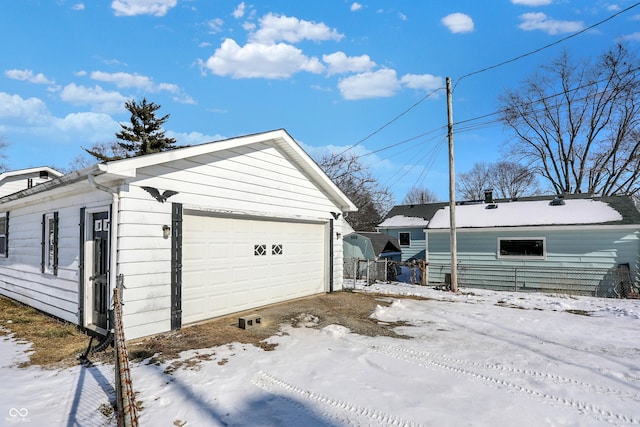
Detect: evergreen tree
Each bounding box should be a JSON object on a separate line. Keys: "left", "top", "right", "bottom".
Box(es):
{"left": 85, "top": 98, "right": 176, "bottom": 162}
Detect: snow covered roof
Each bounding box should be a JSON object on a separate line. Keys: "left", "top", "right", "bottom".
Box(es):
{"left": 378, "top": 215, "right": 429, "bottom": 228}
{"left": 378, "top": 202, "right": 448, "bottom": 228}
{"left": 379, "top": 195, "right": 640, "bottom": 230}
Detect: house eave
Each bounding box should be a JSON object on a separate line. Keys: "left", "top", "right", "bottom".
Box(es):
{"left": 426, "top": 224, "right": 640, "bottom": 233}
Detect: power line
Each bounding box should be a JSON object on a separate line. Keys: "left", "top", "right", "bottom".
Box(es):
{"left": 453, "top": 2, "right": 640, "bottom": 90}
{"left": 338, "top": 86, "right": 445, "bottom": 156}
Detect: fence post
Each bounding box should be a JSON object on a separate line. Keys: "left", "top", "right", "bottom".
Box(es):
{"left": 353, "top": 259, "right": 357, "bottom": 288}
{"left": 384, "top": 258, "right": 388, "bottom": 282}
{"left": 113, "top": 276, "right": 139, "bottom": 427}
{"left": 514, "top": 267, "right": 519, "bottom": 292}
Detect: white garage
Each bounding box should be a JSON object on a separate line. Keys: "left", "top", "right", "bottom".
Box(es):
{"left": 181, "top": 213, "right": 328, "bottom": 324}
{"left": 0, "top": 129, "right": 357, "bottom": 340}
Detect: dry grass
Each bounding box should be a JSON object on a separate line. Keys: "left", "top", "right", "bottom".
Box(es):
{"left": 1, "top": 291, "right": 416, "bottom": 369}
{"left": 0, "top": 296, "right": 91, "bottom": 368}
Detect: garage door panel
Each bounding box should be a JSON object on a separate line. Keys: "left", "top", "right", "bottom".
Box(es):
{"left": 182, "top": 215, "right": 326, "bottom": 325}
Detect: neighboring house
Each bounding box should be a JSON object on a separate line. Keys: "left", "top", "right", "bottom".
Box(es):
{"left": 0, "top": 167, "right": 63, "bottom": 198}
{"left": 377, "top": 202, "right": 447, "bottom": 261}
{"left": 343, "top": 231, "right": 402, "bottom": 262}
{"left": 378, "top": 193, "right": 640, "bottom": 294}
{"left": 0, "top": 129, "right": 357, "bottom": 340}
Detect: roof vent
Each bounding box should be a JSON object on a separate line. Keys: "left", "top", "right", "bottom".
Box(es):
{"left": 550, "top": 197, "right": 566, "bottom": 206}
{"left": 485, "top": 204, "right": 498, "bottom": 210}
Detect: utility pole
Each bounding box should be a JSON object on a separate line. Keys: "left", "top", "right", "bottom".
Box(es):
{"left": 446, "top": 77, "right": 458, "bottom": 293}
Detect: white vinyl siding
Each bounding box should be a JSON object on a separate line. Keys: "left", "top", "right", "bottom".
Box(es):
{"left": 0, "top": 189, "right": 112, "bottom": 324}
{"left": 117, "top": 140, "right": 343, "bottom": 339}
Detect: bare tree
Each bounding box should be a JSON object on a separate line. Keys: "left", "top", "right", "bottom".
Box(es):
{"left": 0, "top": 137, "right": 8, "bottom": 172}
{"left": 402, "top": 186, "right": 440, "bottom": 204}
{"left": 458, "top": 161, "right": 539, "bottom": 200}
{"left": 457, "top": 162, "right": 491, "bottom": 200}
{"left": 318, "top": 152, "right": 394, "bottom": 231}
{"left": 492, "top": 161, "right": 539, "bottom": 198}
{"left": 499, "top": 43, "right": 640, "bottom": 196}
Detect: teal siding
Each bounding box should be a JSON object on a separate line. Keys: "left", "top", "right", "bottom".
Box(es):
{"left": 379, "top": 228, "right": 425, "bottom": 262}
{"left": 427, "top": 227, "right": 639, "bottom": 294}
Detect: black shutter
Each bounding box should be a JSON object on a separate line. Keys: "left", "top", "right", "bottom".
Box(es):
{"left": 4, "top": 211, "right": 9, "bottom": 258}
{"left": 53, "top": 212, "right": 59, "bottom": 276}
{"left": 41, "top": 214, "right": 45, "bottom": 273}
{"left": 171, "top": 203, "right": 183, "bottom": 330}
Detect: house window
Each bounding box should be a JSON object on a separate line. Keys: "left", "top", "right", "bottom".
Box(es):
{"left": 254, "top": 244, "right": 267, "bottom": 256}
{"left": 498, "top": 238, "right": 545, "bottom": 259}
{"left": 272, "top": 244, "right": 283, "bottom": 255}
{"left": 399, "top": 232, "right": 411, "bottom": 247}
{"left": 0, "top": 213, "right": 8, "bottom": 257}
{"left": 42, "top": 212, "right": 59, "bottom": 275}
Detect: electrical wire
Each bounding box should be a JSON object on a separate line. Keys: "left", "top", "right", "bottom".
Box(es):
{"left": 453, "top": 2, "right": 640, "bottom": 90}
{"left": 337, "top": 86, "right": 445, "bottom": 156}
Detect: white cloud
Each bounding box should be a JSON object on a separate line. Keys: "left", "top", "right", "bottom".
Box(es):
{"left": 0, "top": 92, "right": 51, "bottom": 125}
{"left": 204, "top": 38, "right": 324, "bottom": 79}
{"left": 518, "top": 12, "right": 584, "bottom": 34}
{"left": 0, "top": 92, "right": 119, "bottom": 148}
{"left": 441, "top": 13, "right": 474, "bottom": 33}
{"left": 351, "top": 3, "right": 362, "bottom": 12}
{"left": 511, "top": 0, "right": 552, "bottom": 5}
{"left": 111, "top": 0, "right": 177, "bottom": 17}
{"left": 72, "top": 3, "right": 85, "bottom": 11}
{"left": 90, "top": 71, "right": 153, "bottom": 90}
{"left": 398, "top": 12, "right": 407, "bottom": 21}
{"left": 90, "top": 71, "right": 182, "bottom": 96}
{"left": 233, "top": 2, "right": 246, "bottom": 19}
{"left": 618, "top": 31, "right": 640, "bottom": 42}
{"left": 250, "top": 13, "right": 344, "bottom": 44}
{"left": 53, "top": 112, "right": 119, "bottom": 139}
{"left": 59, "top": 83, "right": 127, "bottom": 113}
{"left": 323, "top": 52, "right": 376, "bottom": 76}
{"left": 208, "top": 18, "right": 224, "bottom": 33}
{"left": 338, "top": 69, "right": 401, "bottom": 100}
{"left": 5, "top": 69, "right": 54, "bottom": 85}
{"left": 167, "top": 130, "right": 226, "bottom": 145}
{"left": 400, "top": 74, "right": 444, "bottom": 93}
{"left": 607, "top": 4, "right": 621, "bottom": 12}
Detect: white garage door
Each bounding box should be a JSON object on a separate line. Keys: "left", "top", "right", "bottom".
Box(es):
{"left": 182, "top": 214, "right": 327, "bottom": 325}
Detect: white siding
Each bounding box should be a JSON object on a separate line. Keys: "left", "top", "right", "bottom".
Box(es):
{"left": 118, "top": 141, "right": 345, "bottom": 339}
{"left": 0, "top": 188, "right": 112, "bottom": 323}
{"left": 0, "top": 139, "right": 350, "bottom": 340}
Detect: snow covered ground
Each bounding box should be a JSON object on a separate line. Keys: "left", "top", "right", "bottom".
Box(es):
{"left": 2, "top": 283, "right": 640, "bottom": 426}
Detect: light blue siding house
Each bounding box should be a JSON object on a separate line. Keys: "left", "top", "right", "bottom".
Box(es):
{"left": 379, "top": 194, "right": 640, "bottom": 295}
{"left": 377, "top": 203, "right": 447, "bottom": 261}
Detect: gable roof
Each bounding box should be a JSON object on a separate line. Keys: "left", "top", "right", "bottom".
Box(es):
{"left": 0, "top": 166, "right": 63, "bottom": 182}
{"left": 379, "top": 194, "right": 640, "bottom": 229}
{"left": 377, "top": 202, "right": 449, "bottom": 229}
{"left": 356, "top": 232, "right": 401, "bottom": 256}
{"left": 0, "top": 129, "right": 357, "bottom": 212}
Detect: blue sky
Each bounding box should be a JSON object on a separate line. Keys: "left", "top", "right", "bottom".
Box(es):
{"left": 1, "top": 1, "right": 639, "bottom": 202}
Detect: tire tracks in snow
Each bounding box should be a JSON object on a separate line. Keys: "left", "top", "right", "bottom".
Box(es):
{"left": 342, "top": 336, "right": 640, "bottom": 425}
{"left": 252, "top": 370, "right": 422, "bottom": 427}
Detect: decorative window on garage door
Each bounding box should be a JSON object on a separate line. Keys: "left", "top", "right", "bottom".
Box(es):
{"left": 272, "top": 244, "right": 283, "bottom": 255}
{"left": 254, "top": 244, "right": 267, "bottom": 256}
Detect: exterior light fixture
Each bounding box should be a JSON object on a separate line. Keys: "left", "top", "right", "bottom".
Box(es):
{"left": 162, "top": 225, "right": 171, "bottom": 239}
